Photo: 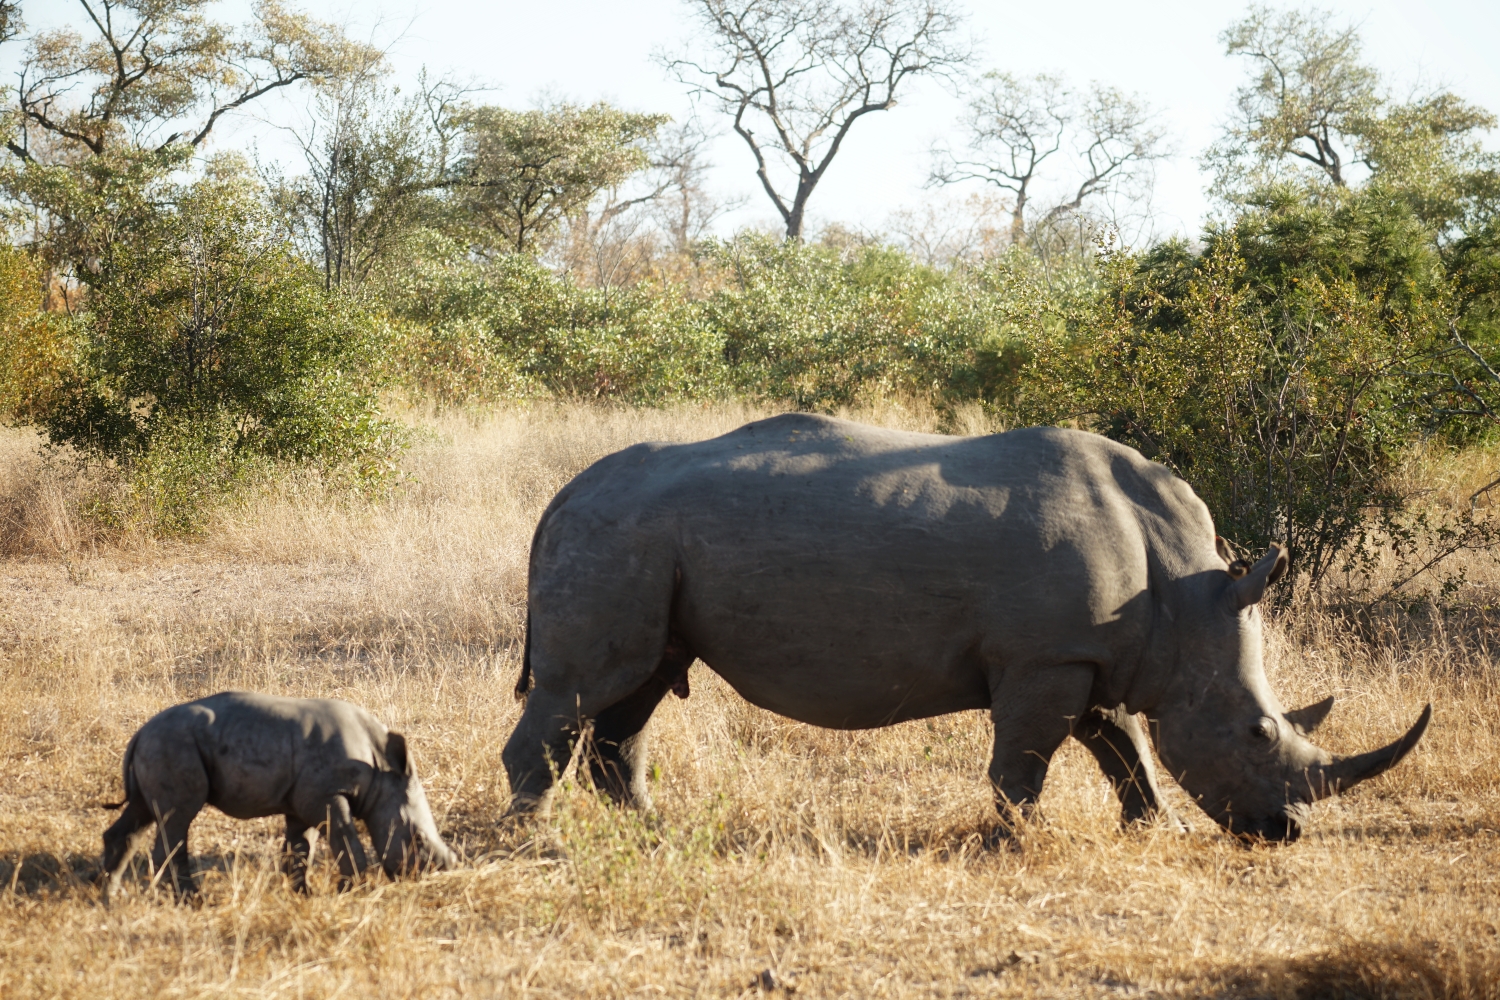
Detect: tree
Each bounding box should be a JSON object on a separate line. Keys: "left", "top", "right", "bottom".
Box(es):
{"left": 2, "top": 0, "right": 374, "bottom": 286}
{"left": 1204, "top": 3, "right": 1497, "bottom": 218}
{"left": 669, "top": 0, "right": 967, "bottom": 241}
{"left": 1206, "top": 5, "right": 1376, "bottom": 193}
{"left": 452, "top": 102, "right": 668, "bottom": 256}
{"left": 1027, "top": 227, "right": 1433, "bottom": 590}
{"left": 645, "top": 119, "right": 745, "bottom": 258}
{"left": 39, "top": 161, "right": 399, "bottom": 531}
{"left": 272, "top": 63, "right": 467, "bottom": 291}
{"left": 8, "top": 0, "right": 363, "bottom": 162}
{"left": 0, "top": 0, "right": 20, "bottom": 45}
{"left": 931, "top": 72, "right": 1166, "bottom": 247}
{"left": 552, "top": 119, "right": 746, "bottom": 286}
{"left": 0, "top": 3, "right": 401, "bottom": 533}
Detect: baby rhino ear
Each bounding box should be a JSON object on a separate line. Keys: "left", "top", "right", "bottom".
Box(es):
{"left": 386, "top": 732, "right": 411, "bottom": 775}
{"left": 1216, "top": 535, "right": 1251, "bottom": 579}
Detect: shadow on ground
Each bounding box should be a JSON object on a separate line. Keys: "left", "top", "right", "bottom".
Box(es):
{"left": 0, "top": 851, "right": 97, "bottom": 895}
{"left": 0, "top": 849, "right": 271, "bottom": 899}
{"left": 1212, "top": 938, "right": 1500, "bottom": 1000}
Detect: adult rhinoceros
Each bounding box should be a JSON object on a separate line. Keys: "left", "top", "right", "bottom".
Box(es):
{"left": 504, "top": 414, "right": 1429, "bottom": 842}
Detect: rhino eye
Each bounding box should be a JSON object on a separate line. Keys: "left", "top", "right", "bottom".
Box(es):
{"left": 1250, "top": 717, "right": 1278, "bottom": 742}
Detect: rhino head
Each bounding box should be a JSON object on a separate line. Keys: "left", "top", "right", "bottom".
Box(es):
{"left": 1147, "top": 544, "right": 1431, "bottom": 843}
{"left": 365, "top": 732, "right": 460, "bottom": 875}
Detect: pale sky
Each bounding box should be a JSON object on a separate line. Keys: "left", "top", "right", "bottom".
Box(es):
{"left": 16, "top": 1, "right": 1500, "bottom": 243}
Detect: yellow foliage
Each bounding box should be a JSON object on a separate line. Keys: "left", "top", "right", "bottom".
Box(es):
{"left": 0, "top": 248, "right": 79, "bottom": 424}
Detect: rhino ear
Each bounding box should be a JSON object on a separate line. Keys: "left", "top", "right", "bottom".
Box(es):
{"left": 1285, "top": 695, "right": 1335, "bottom": 736}
{"left": 385, "top": 732, "right": 412, "bottom": 775}
{"left": 1224, "top": 544, "right": 1289, "bottom": 610}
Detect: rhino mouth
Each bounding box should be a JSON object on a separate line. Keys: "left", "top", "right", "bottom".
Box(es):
{"left": 1225, "top": 802, "right": 1313, "bottom": 844}
{"left": 1233, "top": 813, "right": 1301, "bottom": 844}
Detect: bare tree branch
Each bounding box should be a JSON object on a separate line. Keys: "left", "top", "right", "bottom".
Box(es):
{"left": 932, "top": 72, "right": 1165, "bottom": 246}
{"left": 667, "top": 0, "right": 968, "bottom": 240}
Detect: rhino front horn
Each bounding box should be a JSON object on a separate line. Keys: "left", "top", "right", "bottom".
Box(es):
{"left": 1307, "top": 704, "right": 1432, "bottom": 800}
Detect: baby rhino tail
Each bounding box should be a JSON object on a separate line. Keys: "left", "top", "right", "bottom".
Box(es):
{"left": 514, "top": 612, "right": 533, "bottom": 702}
{"left": 98, "top": 731, "right": 142, "bottom": 809}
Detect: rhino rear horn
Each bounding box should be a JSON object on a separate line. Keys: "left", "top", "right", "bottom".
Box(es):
{"left": 1285, "top": 695, "right": 1336, "bottom": 736}
{"left": 1225, "top": 544, "right": 1289, "bottom": 610}
{"left": 1307, "top": 704, "right": 1432, "bottom": 800}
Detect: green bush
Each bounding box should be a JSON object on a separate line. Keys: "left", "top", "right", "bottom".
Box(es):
{"left": 0, "top": 246, "right": 82, "bottom": 425}
{"left": 382, "top": 232, "right": 1097, "bottom": 416}
{"left": 1027, "top": 188, "right": 1462, "bottom": 588}
{"left": 35, "top": 168, "right": 402, "bottom": 533}
{"left": 383, "top": 237, "right": 726, "bottom": 403}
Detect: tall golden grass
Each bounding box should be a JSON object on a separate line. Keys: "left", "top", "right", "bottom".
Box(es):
{"left": 2, "top": 402, "right": 1498, "bottom": 999}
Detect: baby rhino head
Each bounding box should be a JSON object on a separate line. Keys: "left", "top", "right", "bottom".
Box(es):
{"left": 366, "top": 732, "right": 459, "bottom": 876}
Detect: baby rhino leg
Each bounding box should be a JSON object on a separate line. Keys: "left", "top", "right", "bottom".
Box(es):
{"left": 100, "top": 798, "right": 155, "bottom": 905}
{"left": 306, "top": 795, "right": 368, "bottom": 891}
{"left": 131, "top": 731, "right": 209, "bottom": 898}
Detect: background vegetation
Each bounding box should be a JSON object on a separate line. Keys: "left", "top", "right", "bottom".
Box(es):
{"left": 3, "top": 0, "right": 1497, "bottom": 591}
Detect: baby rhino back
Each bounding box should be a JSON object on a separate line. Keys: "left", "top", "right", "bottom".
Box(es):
{"left": 193, "top": 693, "right": 387, "bottom": 819}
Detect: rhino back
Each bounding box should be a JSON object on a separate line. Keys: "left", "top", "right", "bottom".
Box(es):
{"left": 532, "top": 414, "right": 1220, "bottom": 728}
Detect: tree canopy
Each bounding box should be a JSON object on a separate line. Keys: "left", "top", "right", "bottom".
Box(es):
{"left": 453, "top": 103, "right": 669, "bottom": 255}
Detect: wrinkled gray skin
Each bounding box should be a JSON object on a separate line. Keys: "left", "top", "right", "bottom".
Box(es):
{"left": 101, "top": 692, "right": 456, "bottom": 901}
{"left": 504, "top": 414, "right": 1431, "bottom": 843}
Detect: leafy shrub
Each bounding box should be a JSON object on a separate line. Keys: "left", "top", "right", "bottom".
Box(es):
{"left": 384, "top": 237, "right": 726, "bottom": 403}
{"left": 384, "top": 232, "right": 1097, "bottom": 416}
{"left": 1027, "top": 189, "right": 1465, "bottom": 588}
{"left": 0, "top": 247, "right": 82, "bottom": 425}
{"left": 32, "top": 168, "right": 402, "bottom": 533}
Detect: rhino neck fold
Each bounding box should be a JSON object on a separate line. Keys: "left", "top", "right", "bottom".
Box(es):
{"left": 1118, "top": 567, "right": 1177, "bottom": 715}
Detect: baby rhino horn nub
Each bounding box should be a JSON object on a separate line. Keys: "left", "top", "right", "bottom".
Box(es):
{"left": 1305, "top": 705, "right": 1433, "bottom": 800}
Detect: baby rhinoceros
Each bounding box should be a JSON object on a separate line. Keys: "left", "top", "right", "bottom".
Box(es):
{"left": 101, "top": 692, "right": 457, "bottom": 901}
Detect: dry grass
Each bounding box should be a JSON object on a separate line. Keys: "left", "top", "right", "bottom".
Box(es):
{"left": 2, "top": 401, "right": 1499, "bottom": 999}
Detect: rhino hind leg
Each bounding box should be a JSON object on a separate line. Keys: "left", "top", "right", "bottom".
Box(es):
{"left": 502, "top": 692, "right": 584, "bottom": 817}
{"left": 149, "top": 803, "right": 204, "bottom": 898}
{"left": 100, "top": 798, "right": 155, "bottom": 905}
{"left": 986, "top": 663, "right": 1095, "bottom": 836}
{"left": 584, "top": 645, "right": 690, "bottom": 808}
{"left": 131, "top": 742, "right": 209, "bottom": 898}
{"left": 1075, "top": 705, "right": 1170, "bottom": 827}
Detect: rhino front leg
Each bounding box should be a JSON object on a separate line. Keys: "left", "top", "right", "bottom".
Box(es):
{"left": 1075, "top": 705, "right": 1170, "bottom": 827}
{"left": 320, "top": 795, "right": 368, "bottom": 891}
{"left": 987, "top": 663, "right": 1095, "bottom": 835}
{"left": 502, "top": 691, "right": 583, "bottom": 817}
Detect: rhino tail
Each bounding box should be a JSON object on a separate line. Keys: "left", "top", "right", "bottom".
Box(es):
{"left": 514, "top": 611, "right": 533, "bottom": 702}
{"left": 99, "top": 731, "right": 141, "bottom": 809}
